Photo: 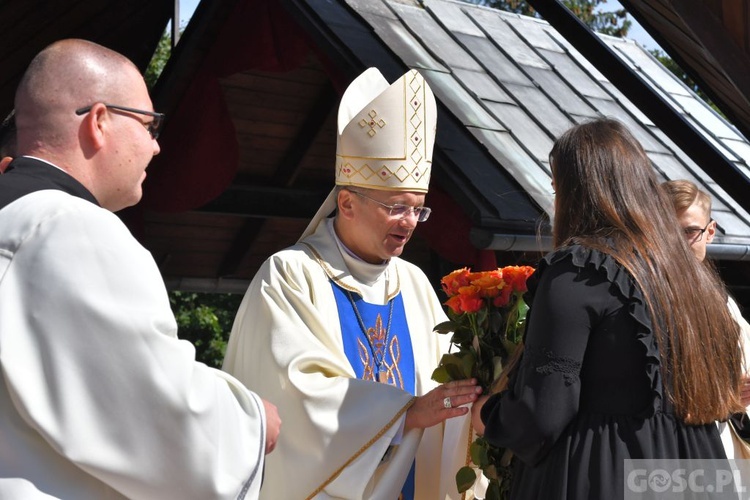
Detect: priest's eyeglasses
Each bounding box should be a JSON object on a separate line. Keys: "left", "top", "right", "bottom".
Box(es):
{"left": 684, "top": 219, "right": 713, "bottom": 243}
{"left": 75, "top": 104, "right": 165, "bottom": 140}
{"left": 351, "top": 190, "right": 431, "bottom": 222}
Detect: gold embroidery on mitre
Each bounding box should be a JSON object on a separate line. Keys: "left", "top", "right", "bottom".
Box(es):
{"left": 376, "top": 165, "right": 394, "bottom": 181}
{"left": 334, "top": 68, "right": 435, "bottom": 192}
{"left": 358, "top": 109, "right": 386, "bottom": 137}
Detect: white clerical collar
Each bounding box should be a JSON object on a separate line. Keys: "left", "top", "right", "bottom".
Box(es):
{"left": 20, "top": 155, "right": 67, "bottom": 173}
{"left": 327, "top": 218, "right": 391, "bottom": 304}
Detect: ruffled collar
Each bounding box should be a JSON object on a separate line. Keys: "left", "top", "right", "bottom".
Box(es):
{"left": 526, "top": 244, "right": 665, "bottom": 415}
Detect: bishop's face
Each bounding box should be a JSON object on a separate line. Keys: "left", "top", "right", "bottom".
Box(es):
{"left": 337, "top": 188, "right": 427, "bottom": 264}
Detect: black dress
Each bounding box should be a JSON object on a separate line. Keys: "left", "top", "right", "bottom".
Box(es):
{"left": 480, "top": 245, "right": 727, "bottom": 499}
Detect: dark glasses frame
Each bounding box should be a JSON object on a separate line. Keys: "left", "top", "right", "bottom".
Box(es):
{"left": 75, "top": 103, "right": 165, "bottom": 140}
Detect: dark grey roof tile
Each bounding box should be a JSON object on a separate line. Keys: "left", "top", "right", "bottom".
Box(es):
{"left": 343, "top": 0, "right": 750, "bottom": 248}
{"left": 467, "top": 127, "right": 553, "bottom": 216}
{"left": 498, "top": 82, "right": 575, "bottom": 137}
{"left": 388, "top": 0, "right": 483, "bottom": 71}
{"left": 483, "top": 101, "right": 554, "bottom": 162}
{"left": 465, "top": 8, "right": 552, "bottom": 69}
{"left": 451, "top": 67, "right": 514, "bottom": 104}
{"left": 540, "top": 50, "right": 611, "bottom": 100}
{"left": 525, "top": 66, "right": 598, "bottom": 117}
{"left": 423, "top": 0, "right": 484, "bottom": 37}
{"left": 422, "top": 69, "right": 503, "bottom": 130}
{"left": 457, "top": 34, "right": 533, "bottom": 86}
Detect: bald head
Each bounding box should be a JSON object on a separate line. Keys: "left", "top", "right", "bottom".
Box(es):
{"left": 15, "top": 39, "right": 141, "bottom": 155}
{"left": 13, "top": 39, "right": 160, "bottom": 212}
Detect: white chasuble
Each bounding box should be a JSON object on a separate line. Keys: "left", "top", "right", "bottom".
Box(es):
{"left": 224, "top": 219, "right": 474, "bottom": 499}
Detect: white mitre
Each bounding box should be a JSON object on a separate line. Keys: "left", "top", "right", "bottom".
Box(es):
{"left": 299, "top": 67, "right": 437, "bottom": 240}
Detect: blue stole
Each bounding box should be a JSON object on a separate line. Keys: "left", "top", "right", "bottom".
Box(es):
{"left": 331, "top": 282, "right": 416, "bottom": 499}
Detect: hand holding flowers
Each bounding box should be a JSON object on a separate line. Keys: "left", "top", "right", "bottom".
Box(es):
{"left": 432, "top": 265, "right": 534, "bottom": 499}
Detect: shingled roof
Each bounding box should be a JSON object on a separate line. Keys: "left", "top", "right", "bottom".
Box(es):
{"left": 4, "top": 0, "right": 747, "bottom": 297}
{"left": 131, "top": 0, "right": 750, "bottom": 299}
{"left": 332, "top": 0, "right": 750, "bottom": 254}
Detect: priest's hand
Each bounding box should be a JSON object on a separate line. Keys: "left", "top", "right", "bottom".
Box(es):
{"left": 404, "top": 378, "right": 481, "bottom": 431}
{"left": 262, "top": 399, "right": 282, "bottom": 454}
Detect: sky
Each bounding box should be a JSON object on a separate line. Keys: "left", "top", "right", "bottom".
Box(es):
{"left": 603, "top": 0, "right": 661, "bottom": 51}
{"left": 177, "top": 0, "right": 661, "bottom": 51}
{"left": 178, "top": 0, "right": 201, "bottom": 29}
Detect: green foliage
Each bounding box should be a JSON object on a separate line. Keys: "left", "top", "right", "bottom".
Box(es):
{"left": 456, "top": 466, "right": 479, "bottom": 494}
{"left": 433, "top": 292, "right": 528, "bottom": 499}
{"left": 145, "top": 29, "right": 173, "bottom": 89}
{"left": 169, "top": 291, "right": 243, "bottom": 368}
{"left": 434, "top": 295, "right": 527, "bottom": 393}
{"left": 460, "top": 0, "right": 631, "bottom": 37}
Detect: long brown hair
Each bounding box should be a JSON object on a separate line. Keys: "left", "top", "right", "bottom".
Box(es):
{"left": 549, "top": 118, "right": 742, "bottom": 424}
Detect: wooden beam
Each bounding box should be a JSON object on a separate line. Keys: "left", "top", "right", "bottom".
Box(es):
{"left": 199, "top": 184, "right": 329, "bottom": 219}
{"left": 272, "top": 82, "right": 338, "bottom": 185}
{"left": 217, "top": 82, "right": 338, "bottom": 277}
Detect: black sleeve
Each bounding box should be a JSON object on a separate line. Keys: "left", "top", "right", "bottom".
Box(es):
{"left": 480, "top": 257, "right": 613, "bottom": 466}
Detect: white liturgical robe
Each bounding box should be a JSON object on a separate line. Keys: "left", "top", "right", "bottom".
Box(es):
{"left": 0, "top": 158, "right": 268, "bottom": 499}
{"left": 717, "top": 296, "right": 750, "bottom": 458}
{"left": 224, "top": 219, "right": 473, "bottom": 499}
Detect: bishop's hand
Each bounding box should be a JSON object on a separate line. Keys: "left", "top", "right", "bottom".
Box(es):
{"left": 404, "top": 378, "right": 482, "bottom": 431}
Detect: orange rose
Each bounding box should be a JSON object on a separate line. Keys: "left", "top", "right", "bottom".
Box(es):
{"left": 444, "top": 290, "right": 484, "bottom": 314}
{"left": 501, "top": 265, "right": 535, "bottom": 293}
{"left": 444, "top": 295, "right": 463, "bottom": 314}
{"left": 492, "top": 284, "right": 514, "bottom": 308}
{"left": 458, "top": 293, "right": 484, "bottom": 313}
{"left": 441, "top": 267, "right": 472, "bottom": 297}
{"left": 470, "top": 270, "right": 505, "bottom": 299}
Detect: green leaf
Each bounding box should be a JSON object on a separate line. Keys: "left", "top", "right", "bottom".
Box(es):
{"left": 461, "top": 353, "right": 476, "bottom": 379}
{"left": 445, "top": 363, "right": 468, "bottom": 380}
{"left": 476, "top": 307, "right": 488, "bottom": 329}
{"left": 488, "top": 308, "right": 504, "bottom": 334}
{"left": 434, "top": 353, "right": 472, "bottom": 381}
{"left": 169, "top": 291, "right": 241, "bottom": 368}
{"left": 455, "top": 466, "right": 477, "bottom": 493}
{"left": 483, "top": 463, "right": 499, "bottom": 481}
{"left": 431, "top": 365, "right": 453, "bottom": 383}
{"left": 433, "top": 320, "right": 458, "bottom": 334}
{"left": 501, "top": 338, "right": 519, "bottom": 358}
{"left": 439, "top": 353, "right": 463, "bottom": 366}
{"left": 485, "top": 479, "right": 503, "bottom": 500}
{"left": 470, "top": 440, "right": 489, "bottom": 467}
{"left": 451, "top": 328, "right": 474, "bottom": 346}
{"left": 492, "top": 356, "right": 504, "bottom": 381}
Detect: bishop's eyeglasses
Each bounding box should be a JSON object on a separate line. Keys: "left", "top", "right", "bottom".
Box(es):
{"left": 75, "top": 104, "right": 165, "bottom": 140}
{"left": 350, "top": 190, "right": 432, "bottom": 222}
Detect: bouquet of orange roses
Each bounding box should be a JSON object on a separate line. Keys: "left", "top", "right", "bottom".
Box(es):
{"left": 432, "top": 265, "right": 535, "bottom": 500}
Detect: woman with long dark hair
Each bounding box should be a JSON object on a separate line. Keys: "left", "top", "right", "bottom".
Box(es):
{"left": 472, "top": 118, "right": 744, "bottom": 498}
